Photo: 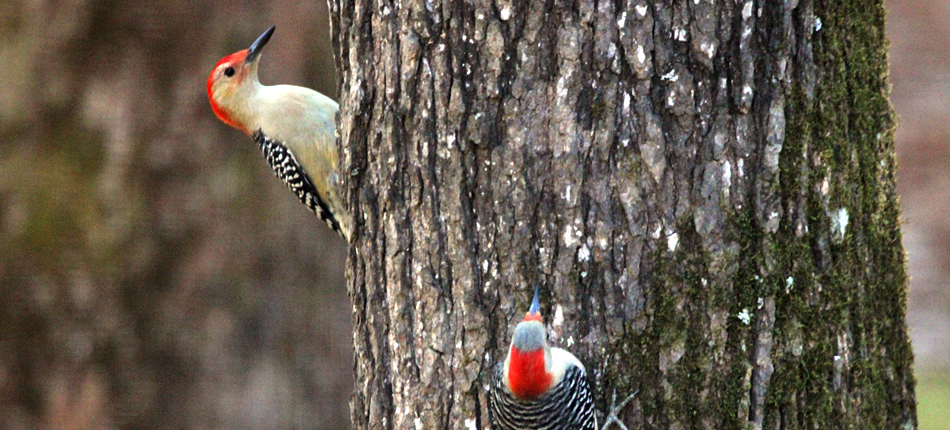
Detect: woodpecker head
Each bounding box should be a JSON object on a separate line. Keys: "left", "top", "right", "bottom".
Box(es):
{"left": 503, "top": 286, "right": 555, "bottom": 399}
{"left": 207, "top": 25, "right": 275, "bottom": 135}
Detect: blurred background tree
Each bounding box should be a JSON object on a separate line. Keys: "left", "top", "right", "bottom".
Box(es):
{"left": 0, "top": 1, "right": 350, "bottom": 428}
{"left": 0, "top": 0, "right": 948, "bottom": 429}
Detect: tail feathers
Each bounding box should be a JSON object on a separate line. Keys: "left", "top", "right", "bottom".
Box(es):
{"left": 253, "top": 131, "right": 351, "bottom": 240}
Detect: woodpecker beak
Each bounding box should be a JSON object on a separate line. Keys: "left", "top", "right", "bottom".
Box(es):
{"left": 525, "top": 286, "right": 542, "bottom": 320}
{"left": 245, "top": 25, "right": 275, "bottom": 64}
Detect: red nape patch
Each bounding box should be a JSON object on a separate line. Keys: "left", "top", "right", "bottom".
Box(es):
{"left": 207, "top": 50, "right": 249, "bottom": 133}
{"left": 523, "top": 312, "right": 543, "bottom": 323}
{"left": 508, "top": 347, "right": 552, "bottom": 399}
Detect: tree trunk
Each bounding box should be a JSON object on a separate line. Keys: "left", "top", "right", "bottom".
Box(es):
{"left": 331, "top": 0, "right": 917, "bottom": 428}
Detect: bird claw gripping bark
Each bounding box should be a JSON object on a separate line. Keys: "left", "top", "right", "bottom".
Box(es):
{"left": 600, "top": 388, "right": 638, "bottom": 430}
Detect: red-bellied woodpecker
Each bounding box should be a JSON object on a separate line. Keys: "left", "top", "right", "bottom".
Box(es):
{"left": 488, "top": 287, "right": 637, "bottom": 430}
{"left": 489, "top": 287, "right": 597, "bottom": 429}
{"left": 207, "top": 26, "right": 351, "bottom": 239}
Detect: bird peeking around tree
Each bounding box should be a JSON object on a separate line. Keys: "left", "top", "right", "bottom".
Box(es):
{"left": 207, "top": 25, "right": 351, "bottom": 240}
{"left": 489, "top": 286, "right": 637, "bottom": 430}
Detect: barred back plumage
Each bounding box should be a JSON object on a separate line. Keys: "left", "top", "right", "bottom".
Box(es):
{"left": 489, "top": 362, "right": 597, "bottom": 430}
{"left": 254, "top": 131, "right": 341, "bottom": 233}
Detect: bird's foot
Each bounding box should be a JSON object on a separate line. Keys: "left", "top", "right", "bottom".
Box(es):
{"left": 600, "top": 388, "right": 638, "bottom": 430}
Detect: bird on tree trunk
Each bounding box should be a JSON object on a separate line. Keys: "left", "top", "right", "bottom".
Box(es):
{"left": 489, "top": 286, "right": 636, "bottom": 430}
{"left": 207, "top": 26, "right": 350, "bottom": 240}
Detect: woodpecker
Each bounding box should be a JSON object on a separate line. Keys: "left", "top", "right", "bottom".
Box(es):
{"left": 207, "top": 26, "right": 351, "bottom": 239}
{"left": 488, "top": 287, "right": 598, "bottom": 430}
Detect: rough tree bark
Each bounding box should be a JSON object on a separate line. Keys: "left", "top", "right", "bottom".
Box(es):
{"left": 331, "top": 0, "right": 916, "bottom": 428}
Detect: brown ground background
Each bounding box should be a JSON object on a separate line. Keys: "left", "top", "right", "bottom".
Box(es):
{"left": 0, "top": 0, "right": 945, "bottom": 428}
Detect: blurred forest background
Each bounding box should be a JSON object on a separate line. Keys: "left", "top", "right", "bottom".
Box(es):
{"left": 0, "top": 0, "right": 350, "bottom": 429}
{"left": 890, "top": 1, "right": 950, "bottom": 428}
{"left": 0, "top": 0, "right": 946, "bottom": 429}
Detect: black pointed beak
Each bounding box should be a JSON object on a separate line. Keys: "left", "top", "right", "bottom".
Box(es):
{"left": 245, "top": 25, "right": 275, "bottom": 64}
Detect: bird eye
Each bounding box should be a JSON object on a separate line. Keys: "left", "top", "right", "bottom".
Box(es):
{"left": 224, "top": 67, "right": 235, "bottom": 77}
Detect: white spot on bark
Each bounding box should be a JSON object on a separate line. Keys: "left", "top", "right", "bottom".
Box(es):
{"left": 674, "top": 27, "right": 687, "bottom": 41}
{"left": 814, "top": 16, "right": 822, "bottom": 32}
{"left": 667, "top": 232, "right": 679, "bottom": 252}
{"left": 831, "top": 208, "right": 849, "bottom": 243}
{"left": 500, "top": 6, "right": 512, "bottom": 21}
{"left": 557, "top": 77, "right": 569, "bottom": 101}
{"left": 465, "top": 419, "right": 477, "bottom": 430}
{"left": 742, "top": 1, "right": 753, "bottom": 19}
{"left": 578, "top": 244, "right": 590, "bottom": 262}
{"left": 617, "top": 11, "right": 627, "bottom": 27}
{"left": 661, "top": 69, "right": 678, "bottom": 81}
{"left": 563, "top": 224, "right": 577, "bottom": 247}
{"left": 767, "top": 211, "right": 780, "bottom": 233}
{"left": 553, "top": 305, "right": 564, "bottom": 327}
{"left": 738, "top": 308, "right": 752, "bottom": 325}
{"left": 785, "top": 277, "right": 794, "bottom": 293}
{"left": 722, "top": 160, "right": 732, "bottom": 197}
{"left": 701, "top": 42, "right": 715, "bottom": 58}
{"left": 636, "top": 45, "right": 646, "bottom": 64}
{"left": 636, "top": 4, "right": 647, "bottom": 16}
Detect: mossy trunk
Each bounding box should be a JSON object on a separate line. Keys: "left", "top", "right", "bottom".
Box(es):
{"left": 332, "top": 0, "right": 917, "bottom": 428}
